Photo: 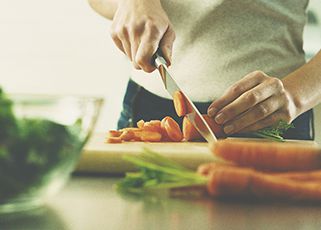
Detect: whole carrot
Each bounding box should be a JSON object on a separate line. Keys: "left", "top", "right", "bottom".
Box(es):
{"left": 211, "top": 139, "right": 321, "bottom": 172}
{"left": 203, "top": 165, "right": 321, "bottom": 201}
{"left": 276, "top": 170, "right": 321, "bottom": 182}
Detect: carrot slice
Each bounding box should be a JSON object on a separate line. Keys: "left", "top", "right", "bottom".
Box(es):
{"left": 107, "top": 130, "right": 122, "bottom": 138}
{"left": 202, "top": 115, "right": 225, "bottom": 138}
{"left": 211, "top": 139, "right": 321, "bottom": 172}
{"left": 120, "top": 130, "right": 136, "bottom": 141}
{"left": 143, "top": 120, "right": 163, "bottom": 133}
{"left": 161, "top": 116, "right": 183, "bottom": 142}
{"left": 182, "top": 116, "right": 202, "bottom": 141}
{"left": 106, "top": 137, "right": 122, "bottom": 143}
{"left": 136, "top": 131, "right": 162, "bottom": 142}
{"left": 137, "top": 120, "right": 145, "bottom": 129}
{"left": 182, "top": 115, "right": 224, "bottom": 141}
{"left": 173, "top": 91, "right": 187, "bottom": 117}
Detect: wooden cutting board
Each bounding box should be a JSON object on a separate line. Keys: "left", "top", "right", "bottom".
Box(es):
{"left": 75, "top": 133, "right": 215, "bottom": 174}
{"left": 75, "top": 133, "right": 318, "bottom": 174}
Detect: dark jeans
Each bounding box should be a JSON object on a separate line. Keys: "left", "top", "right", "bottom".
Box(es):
{"left": 118, "top": 79, "right": 314, "bottom": 140}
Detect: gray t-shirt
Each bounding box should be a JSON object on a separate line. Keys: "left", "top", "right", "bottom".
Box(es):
{"left": 131, "top": 0, "right": 309, "bottom": 102}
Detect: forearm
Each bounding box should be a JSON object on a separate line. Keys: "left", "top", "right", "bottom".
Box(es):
{"left": 283, "top": 49, "right": 321, "bottom": 116}
{"left": 88, "top": 0, "right": 118, "bottom": 20}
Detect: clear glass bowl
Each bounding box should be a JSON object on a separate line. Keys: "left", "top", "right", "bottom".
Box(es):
{"left": 0, "top": 94, "right": 103, "bottom": 214}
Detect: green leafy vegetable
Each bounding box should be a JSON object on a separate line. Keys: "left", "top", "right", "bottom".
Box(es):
{"left": 251, "top": 120, "right": 294, "bottom": 142}
{"left": 0, "top": 87, "right": 83, "bottom": 202}
{"left": 115, "top": 148, "right": 208, "bottom": 194}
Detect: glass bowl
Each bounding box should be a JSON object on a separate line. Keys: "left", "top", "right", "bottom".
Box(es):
{"left": 0, "top": 94, "right": 103, "bottom": 214}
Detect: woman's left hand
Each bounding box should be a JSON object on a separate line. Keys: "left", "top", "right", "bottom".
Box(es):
{"left": 207, "top": 70, "right": 299, "bottom": 135}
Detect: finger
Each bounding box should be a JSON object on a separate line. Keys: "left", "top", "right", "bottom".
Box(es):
{"left": 240, "top": 112, "right": 286, "bottom": 133}
{"left": 111, "top": 34, "right": 125, "bottom": 54}
{"left": 135, "top": 26, "right": 163, "bottom": 73}
{"left": 131, "top": 38, "right": 141, "bottom": 69}
{"left": 208, "top": 71, "right": 267, "bottom": 117}
{"left": 129, "top": 26, "right": 144, "bottom": 70}
{"left": 214, "top": 78, "right": 282, "bottom": 125}
{"left": 159, "top": 25, "right": 175, "bottom": 66}
{"left": 117, "top": 29, "right": 132, "bottom": 61}
{"left": 223, "top": 95, "right": 284, "bottom": 134}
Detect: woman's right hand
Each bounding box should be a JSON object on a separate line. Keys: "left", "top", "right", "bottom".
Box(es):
{"left": 110, "top": 0, "right": 175, "bottom": 72}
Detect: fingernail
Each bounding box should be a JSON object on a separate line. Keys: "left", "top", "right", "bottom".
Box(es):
{"left": 208, "top": 107, "right": 217, "bottom": 117}
{"left": 215, "top": 113, "right": 226, "bottom": 124}
{"left": 224, "top": 125, "right": 234, "bottom": 134}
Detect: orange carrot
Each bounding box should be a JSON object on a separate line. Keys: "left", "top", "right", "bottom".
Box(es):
{"left": 173, "top": 91, "right": 187, "bottom": 117}
{"left": 203, "top": 115, "right": 225, "bottom": 138}
{"left": 120, "top": 130, "right": 136, "bottom": 141}
{"left": 203, "top": 165, "right": 321, "bottom": 201}
{"left": 198, "top": 163, "right": 321, "bottom": 183}
{"left": 119, "top": 127, "right": 141, "bottom": 133}
{"left": 161, "top": 116, "right": 183, "bottom": 142}
{"left": 142, "top": 120, "right": 163, "bottom": 133}
{"left": 275, "top": 170, "right": 321, "bottom": 182}
{"left": 136, "top": 131, "right": 162, "bottom": 142}
{"left": 106, "top": 136, "right": 122, "bottom": 143}
{"left": 182, "top": 116, "right": 201, "bottom": 141}
{"left": 183, "top": 115, "right": 225, "bottom": 141}
{"left": 211, "top": 139, "right": 321, "bottom": 172}
{"left": 137, "top": 120, "right": 145, "bottom": 129}
{"left": 108, "top": 130, "right": 122, "bottom": 138}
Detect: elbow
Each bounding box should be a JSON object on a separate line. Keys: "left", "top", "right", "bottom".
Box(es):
{"left": 87, "top": 0, "right": 114, "bottom": 20}
{"left": 88, "top": 0, "right": 102, "bottom": 13}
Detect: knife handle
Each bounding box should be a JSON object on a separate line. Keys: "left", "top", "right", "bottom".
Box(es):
{"left": 153, "top": 49, "right": 167, "bottom": 68}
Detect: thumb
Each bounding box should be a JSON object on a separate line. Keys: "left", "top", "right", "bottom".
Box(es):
{"left": 159, "top": 25, "right": 176, "bottom": 66}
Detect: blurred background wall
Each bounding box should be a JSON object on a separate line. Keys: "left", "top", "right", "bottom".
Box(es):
{"left": 0, "top": 1, "right": 320, "bottom": 142}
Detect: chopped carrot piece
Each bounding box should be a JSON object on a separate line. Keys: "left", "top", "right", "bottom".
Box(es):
{"left": 161, "top": 116, "right": 183, "bottom": 142}
{"left": 120, "top": 130, "right": 136, "bottom": 141}
{"left": 137, "top": 131, "right": 162, "bottom": 142}
{"left": 173, "top": 91, "right": 187, "bottom": 117}
{"left": 182, "top": 116, "right": 202, "bottom": 141}
{"left": 137, "top": 120, "right": 145, "bottom": 129}
{"left": 119, "top": 127, "right": 141, "bottom": 132}
{"left": 182, "top": 115, "right": 225, "bottom": 141}
{"left": 202, "top": 115, "right": 225, "bottom": 138}
{"left": 106, "top": 137, "right": 122, "bottom": 143}
{"left": 108, "top": 130, "right": 122, "bottom": 138}
{"left": 143, "top": 120, "right": 163, "bottom": 133}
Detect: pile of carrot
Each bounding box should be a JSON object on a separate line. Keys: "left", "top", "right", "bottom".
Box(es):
{"left": 197, "top": 139, "right": 321, "bottom": 201}
{"left": 106, "top": 117, "right": 183, "bottom": 143}
{"left": 106, "top": 90, "right": 224, "bottom": 143}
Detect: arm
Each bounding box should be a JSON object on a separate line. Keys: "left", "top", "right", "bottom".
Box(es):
{"left": 88, "top": 0, "right": 175, "bottom": 72}
{"left": 283, "top": 50, "right": 321, "bottom": 116}
{"left": 88, "top": 0, "right": 117, "bottom": 20}
{"left": 207, "top": 49, "right": 321, "bottom": 135}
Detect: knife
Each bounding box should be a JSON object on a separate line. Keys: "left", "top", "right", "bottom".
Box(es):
{"left": 153, "top": 51, "right": 217, "bottom": 143}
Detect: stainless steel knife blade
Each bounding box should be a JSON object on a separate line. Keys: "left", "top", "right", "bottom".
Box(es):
{"left": 154, "top": 52, "right": 217, "bottom": 143}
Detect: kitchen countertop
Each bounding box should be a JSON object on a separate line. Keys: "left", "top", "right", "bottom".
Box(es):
{"left": 2, "top": 175, "right": 321, "bottom": 230}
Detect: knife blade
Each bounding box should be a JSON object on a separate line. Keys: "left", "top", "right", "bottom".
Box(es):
{"left": 153, "top": 52, "right": 217, "bottom": 143}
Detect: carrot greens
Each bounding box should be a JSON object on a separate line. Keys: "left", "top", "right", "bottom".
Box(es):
{"left": 251, "top": 120, "right": 294, "bottom": 142}
{"left": 115, "top": 148, "right": 208, "bottom": 194}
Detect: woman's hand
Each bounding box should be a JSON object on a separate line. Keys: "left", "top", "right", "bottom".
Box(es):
{"left": 207, "top": 71, "right": 299, "bottom": 135}
{"left": 110, "top": 0, "right": 175, "bottom": 72}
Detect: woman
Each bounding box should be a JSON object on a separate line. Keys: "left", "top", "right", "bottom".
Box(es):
{"left": 89, "top": 0, "right": 321, "bottom": 140}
